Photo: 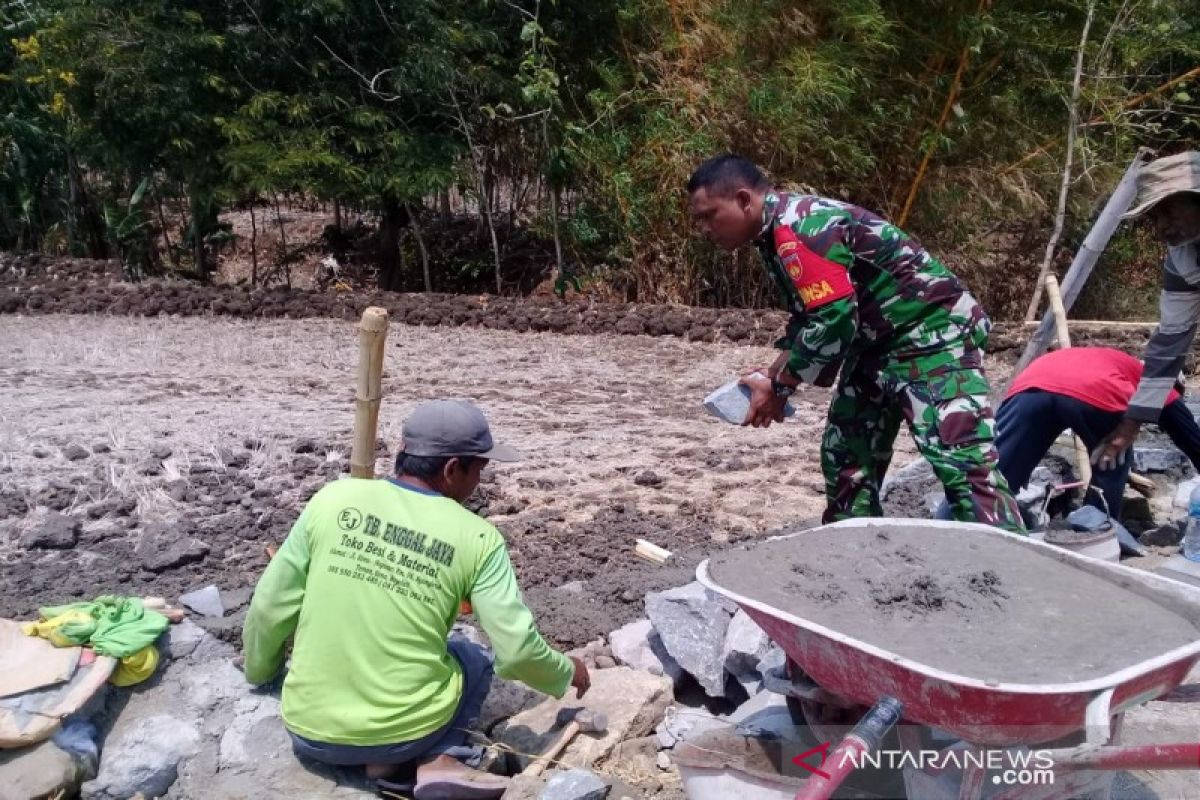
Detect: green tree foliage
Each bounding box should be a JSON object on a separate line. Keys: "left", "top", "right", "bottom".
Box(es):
{"left": 1, "top": 0, "right": 1197, "bottom": 310}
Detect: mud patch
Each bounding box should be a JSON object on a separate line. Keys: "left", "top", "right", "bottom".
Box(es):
{"left": 504, "top": 504, "right": 751, "bottom": 648}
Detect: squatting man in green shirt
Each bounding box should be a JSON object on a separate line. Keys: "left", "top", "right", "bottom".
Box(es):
{"left": 243, "top": 400, "right": 589, "bottom": 799}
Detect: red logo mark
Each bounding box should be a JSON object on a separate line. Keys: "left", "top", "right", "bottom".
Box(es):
{"left": 792, "top": 741, "right": 833, "bottom": 780}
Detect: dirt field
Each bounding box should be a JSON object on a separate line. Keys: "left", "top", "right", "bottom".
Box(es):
{"left": 0, "top": 313, "right": 872, "bottom": 646}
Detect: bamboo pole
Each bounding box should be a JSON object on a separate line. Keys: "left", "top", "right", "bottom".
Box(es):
{"left": 895, "top": 0, "right": 990, "bottom": 227}
{"left": 1045, "top": 274, "right": 1093, "bottom": 486}
{"left": 351, "top": 307, "right": 389, "bottom": 479}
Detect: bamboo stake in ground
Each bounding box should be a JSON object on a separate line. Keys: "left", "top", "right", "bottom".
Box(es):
{"left": 351, "top": 307, "right": 389, "bottom": 479}
{"left": 1044, "top": 275, "right": 1092, "bottom": 487}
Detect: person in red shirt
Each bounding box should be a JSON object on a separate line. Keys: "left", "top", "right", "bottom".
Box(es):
{"left": 997, "top": 347, "right": 1200, "bottom": 519}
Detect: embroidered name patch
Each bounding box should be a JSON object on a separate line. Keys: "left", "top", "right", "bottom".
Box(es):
{"left": 773, "top": 226, "right": 854, "bottom": 309}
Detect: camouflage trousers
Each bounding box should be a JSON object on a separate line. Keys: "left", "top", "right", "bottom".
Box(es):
{"left": 820, "top": 348, "right": 1025, "bottom": 533}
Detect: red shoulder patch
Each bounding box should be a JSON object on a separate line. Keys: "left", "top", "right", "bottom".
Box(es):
{"left": 773, "top": 226, "right": 854, "bottom": 309}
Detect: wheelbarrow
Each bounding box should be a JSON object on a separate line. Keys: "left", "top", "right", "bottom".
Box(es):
{"left": 694, "top": 519, "right": 1200, "bottom": 800}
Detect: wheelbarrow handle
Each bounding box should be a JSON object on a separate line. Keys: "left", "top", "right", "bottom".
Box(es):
{"left": 794, "top": 696, "right": 904, "bottom": 800}
{"left": 1041, "top": 742, "right": 1200, "bottom": 771}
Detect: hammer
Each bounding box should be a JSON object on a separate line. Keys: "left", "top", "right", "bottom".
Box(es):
{"left": 524, "top": 708, "right": 608, "bottom": 777}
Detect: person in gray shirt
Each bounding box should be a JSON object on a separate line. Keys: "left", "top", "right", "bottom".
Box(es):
{"left": 1094, "top": 151, "right": 1200, "bottom": 471}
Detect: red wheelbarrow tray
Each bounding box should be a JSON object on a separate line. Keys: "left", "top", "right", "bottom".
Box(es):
{"left": 697, "top": 518, "right": 1200, "bottom": 746}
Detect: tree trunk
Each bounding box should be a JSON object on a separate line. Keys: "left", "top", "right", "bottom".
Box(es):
{"left": 189, "top": 187, "right": 217, "bottom": 280}
{"left": 439, "top": 189, "right": 452, "bottom": 226}
{"left": 66, "top": 149, "right": 108, "bottom": 259}
{"left": 405, "top": 201, "right": 433, "bottom": 293}
{"left": 550, "top": 184, "right": 564, "bottom": 285}
{"left": 155, "top": 187, "right": 178, "bottom": 268}
{"left": 476, "top": 166, "right": 503, "bottom": 294}
{"left": 333, "top": 198, "right": 343, "bottom": 232}
{"left": 376, "top": 199, "right": 407, "bottom": 291}
{"left": 249, "top": 203, "right": 259, "bottom": 287}
{"left": 272, "top": 193, "right": 290, "bottom": 288}
{"left": 1023, "top": 1, "right": 1096, "bottom": 322}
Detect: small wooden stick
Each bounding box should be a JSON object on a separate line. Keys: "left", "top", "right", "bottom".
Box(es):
{"left": 1127, "top": 472, "right": 1157, "bottom": 497}
{"left": 351, "top": 307, "right": 389, "bottom": 479}
{"left": 634, "top": 539, "right": 673, "bottom": 565}
{"left": 1045, "top": 275, "right": 1093, "bottom": 487}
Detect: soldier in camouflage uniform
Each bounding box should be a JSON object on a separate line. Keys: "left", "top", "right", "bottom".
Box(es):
{"left": 687, "top": 155, "right": 1023, "bottom": 532}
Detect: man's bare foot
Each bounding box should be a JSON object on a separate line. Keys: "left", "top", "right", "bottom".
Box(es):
{"left": 414, "top": 755, "right": 509, "bottom": 800}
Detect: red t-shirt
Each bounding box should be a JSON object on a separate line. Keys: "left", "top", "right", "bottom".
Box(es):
{"left": 1007, "top": 347, "right": 1181, "bottom": 412}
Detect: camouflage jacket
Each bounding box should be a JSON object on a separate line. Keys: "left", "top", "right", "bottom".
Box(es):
{"left": 755, "top": 192, "right": 989, "bottom": 387}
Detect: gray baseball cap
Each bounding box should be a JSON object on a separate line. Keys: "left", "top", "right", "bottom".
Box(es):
{"left": 399, "top": 400, "right": 521, "bottom": 462}
{"left": 1123, "top": 151, "right": 1200, "bottom": 219}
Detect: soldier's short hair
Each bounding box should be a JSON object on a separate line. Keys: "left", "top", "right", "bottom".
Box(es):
{"left": 687, "top": 155, "right": 769, "bottom": 196}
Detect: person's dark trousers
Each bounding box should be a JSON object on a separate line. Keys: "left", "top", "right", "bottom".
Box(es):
{"left": 1158, "top": 398, "right": 1200, "bottom": 470}
{"left": 993, "top": 389, "right": 1130, "bottom": 519}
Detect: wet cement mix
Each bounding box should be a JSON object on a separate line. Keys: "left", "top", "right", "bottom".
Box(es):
{"left": 709, "top": 523, "right": 1200, "bottom": 684}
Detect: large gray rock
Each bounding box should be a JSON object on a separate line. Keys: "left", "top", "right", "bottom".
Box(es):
{"left": 21, "top": 512, "right": 80, "bottom": 550}
{"left": 722, "top": 610, "right": 770, "bottom": 681}
{"left": 0, "top": 740, "right": 86, "bottom": 800}
{"left": 540, "top": 768, "right": 609, "bottom": 800}
{"left": 82, "top": 714, "right": 200, "bottom": 799}
{"left": 608, "top": 619, "right": 682, "bottom": 681}
{"left": 645, "top": 583, "right": 734, "bottom": 697}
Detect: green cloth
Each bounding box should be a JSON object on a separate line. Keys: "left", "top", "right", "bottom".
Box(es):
{"left": 243, "top": 478, "right": 573, "bottom": 747}
{"left": 36, "top": 596, "right": 169, "bottom": 658}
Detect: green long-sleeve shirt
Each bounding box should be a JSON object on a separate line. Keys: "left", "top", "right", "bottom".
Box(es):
{"left": 243, "top": 477, "right": 572, "bottom": 746}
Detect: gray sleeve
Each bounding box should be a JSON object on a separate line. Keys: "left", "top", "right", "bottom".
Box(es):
{"left": 1129, "top": 255, "right": 1200, "bottom": 423}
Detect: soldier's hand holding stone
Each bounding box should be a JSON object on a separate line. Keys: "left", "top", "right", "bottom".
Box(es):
{"left": 739, "top": 371, "right": 786, "bottom": 428}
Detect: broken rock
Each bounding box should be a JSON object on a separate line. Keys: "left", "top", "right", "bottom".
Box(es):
{"left": 1141, "top": 521, "right": 1185, "bottom": 547}
{"left": 0, "top": 740, "right": 87, "bottom": 800}
{"left": 645, "top": 582, "right": 735, "bottom": 697}
{"left": 540, "top": 768, "right": 609, "bottom": 800}
{"left": 479, "top": 677, "right": 541, "bottom": 734}
{"left": 654, "top": 705, "right": 726, "bottom": 749}
{"left": 136, "top": 523, "right": 210, "bottom": 572}
{"left": 21, "top": 512, "right": 81, "bottom": 550}
{"left": 161, "top": 619, "right": 209, "bottom": 661}
{"left": 608, "top": 619, "right": 682, "bottom": 681}
{"left": 81, "top": 714, "right": 200, "bottom": 800}
{"left": 722, "top": 610, "right": 770, "bottom": 681}
{"left": 498, "top": 667, "right": 671, "bottom": 772}
{"left": 1134, "top": 447, "right": 1188, "bottom": 474}
{"left": 179, "top": 585, "right": 225, "bottom": 618}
